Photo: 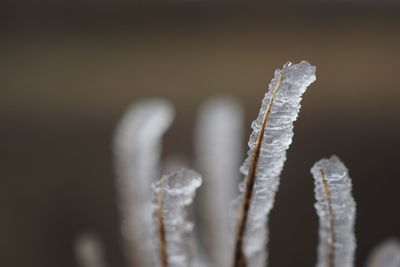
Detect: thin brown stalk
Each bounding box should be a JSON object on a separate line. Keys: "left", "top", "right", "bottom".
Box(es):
{"left": 232, "top": 74, "right": 284, "bottom": 267}
{"left": 157, "top": 186, "right": 169, "bottom": 267}
{"left": 320, "top": 169, "right": 336, "bottom": 267}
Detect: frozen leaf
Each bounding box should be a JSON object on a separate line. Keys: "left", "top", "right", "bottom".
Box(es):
{"left": 113, "top": 99, "right": 174, "bottom": 267}
{"left": 311, "top": 155, "right": 356, "bottom": 267}
{"left": 233, "top": 61, "right": 316, "bottom": 267}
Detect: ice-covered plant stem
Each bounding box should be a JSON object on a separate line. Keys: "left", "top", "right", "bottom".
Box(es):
{"left": 152, "top": 168, "right": 202, "bottom": 267}
{"left": 113, "top": 100, "right": 174, "bottom": 267}
{"left": 195, "top": 97, "right": 243, "bottom": 267}
{"left": 311, "top": 156, "right": 356, "bottom": 267}
{"left": 232, "top": 61, "right": 316, "bottom": 267}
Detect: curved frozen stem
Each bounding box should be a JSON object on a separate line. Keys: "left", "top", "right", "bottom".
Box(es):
{"left": 113, "top": 99, "right": 174, "bottom": 267}
{"left": 232, "top": 61, "right": 316, "bottom": 267}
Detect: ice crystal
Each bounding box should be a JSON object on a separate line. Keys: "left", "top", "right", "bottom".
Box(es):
{"left": 366, "top": 239, "right": 400, "bottom": 267}
{"left": 75, "top": 233, "right": 107, "bottom": 267}
{"left": 152, "top": 168, "right": 202, "bottom": 267}
{"left": 233, "top": 61, "right": 316, "bottom": 267}
{"left": 113, "top": 99, "right": 174, "bottom": 267}
{"left": 195, "top": 97, "right": 243, "bottom": 267}
{"left": 311, "top": 155, "right": 356, "bottom": 267}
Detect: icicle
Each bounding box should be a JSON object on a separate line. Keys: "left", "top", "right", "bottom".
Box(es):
{"left": 113, "top": 99, "right": 174, "bottom": 267}
{"left": 195, "top": 97, "right": 244, "bottom": 267}
{"left": 152, "top": 168, "right": 203, "bottom": 267}
{"left": 365, "top": 239, "right": 400, "bottom": 267}
{"left": 75, "top": 233, "right": 107, "bottom": 267}
{"left": 232, "top": 61, "right": 316, "bottom": 267}
{"left": 311, "top": 155, "right": 356, "bottom": 267}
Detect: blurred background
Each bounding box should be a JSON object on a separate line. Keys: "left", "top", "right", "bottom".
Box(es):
{"left": 1, "top": 1, "right": 400, "bottom": 267}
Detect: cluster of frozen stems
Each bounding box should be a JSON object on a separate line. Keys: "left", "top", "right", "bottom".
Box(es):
{"left": 75, "top": 61, "right": 399, "bottom": 267}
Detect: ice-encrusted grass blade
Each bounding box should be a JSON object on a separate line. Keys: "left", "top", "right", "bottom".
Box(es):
{"left": 195, "top": 97, "right": 243, "bottom": 267}
{"left": 113, "top": 99, "right": 174, "bottom": 267}
{"left": 152, "top": 168, "right": 202, "bottom": 267}
{"left": 365, "top": 239, "right": 400, "bottom": 267}
{"left": 311, "top": 155, "right": 356, "bottom": 267}
{"left": 232, "top": 61, "right": 316, "bottom": 267}
{"left": 233, "top": 73, "right": 284, "bottom": 267}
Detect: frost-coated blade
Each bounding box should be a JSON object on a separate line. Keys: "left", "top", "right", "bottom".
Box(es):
{"left": 233, "top": 61, "right": 316, "bottom": 267}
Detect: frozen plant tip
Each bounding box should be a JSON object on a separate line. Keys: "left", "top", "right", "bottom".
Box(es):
{"left": 232, "top": 61, "right": 316, "bottom": 267}
{"left": 311, "top": 155, "right": 356, "bottom": 267}
{"left": 365, "top": 239, "right": 400, "bottom": 267}
{"left": 152, "top": 168, "right": 202, "bottom": 267}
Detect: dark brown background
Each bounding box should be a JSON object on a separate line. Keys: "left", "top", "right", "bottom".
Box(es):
{"left": 1, "top": 2, "right": 399, "bottom": 267}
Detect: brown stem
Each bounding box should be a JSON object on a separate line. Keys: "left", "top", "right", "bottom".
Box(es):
{"left": 320, "top": 169, "right": 336, "bottom": 267}
{"left": 157, "top": 186, "right": 169, "bottom": 267}
{"left": 232, "top": 74, "right": 284, "bottom": 267}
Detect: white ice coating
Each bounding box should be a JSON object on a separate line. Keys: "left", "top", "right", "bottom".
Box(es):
{"left": 113, "top": 99, "right": 174, "bottom": 267}
{"left": 152, "top": 168, "right": 203, "bottom": 267}
{"left": 366, "top": 239, "right": 400, "bottom": 267}
{"left": 75, "top": 233, "right": 107, "bottom": 267}
{"left": 195, "top": 97, "right": 243, "bottom": 267}
{"left": 233, "top": 61, "right": 316, "bottom": 267}
{"left": 311, "top": 155, "right": 356, "bottom": 267}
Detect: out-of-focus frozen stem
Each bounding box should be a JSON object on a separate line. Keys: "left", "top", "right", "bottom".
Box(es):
{"left": 365, "top": 239, "right": 400, "bottom": 267}
{"left": 113, "top": 99, "right": 174, "bottom": 267}
{"left": 195, "top": 97, "right": 243, "bottom": 267}
{"left": 75, "top": 233, "right": 107, "bottom": 267}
